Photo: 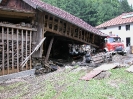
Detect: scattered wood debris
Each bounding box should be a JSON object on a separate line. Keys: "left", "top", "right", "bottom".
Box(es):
{"left": 80, "top": 63, "right": 117, "bottom": 81}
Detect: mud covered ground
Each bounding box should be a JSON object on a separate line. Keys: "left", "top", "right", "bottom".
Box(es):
{"left": 0, "top": 53, "right": 133, "bottom": 99}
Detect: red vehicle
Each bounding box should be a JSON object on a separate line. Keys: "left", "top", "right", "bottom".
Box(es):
{"left": 103, "top": 36, "right": 126, "bottom": 55}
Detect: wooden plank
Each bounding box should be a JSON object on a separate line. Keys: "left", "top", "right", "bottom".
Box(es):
{"left": 80, "top": 29, "right": 82, "bottom": 40}
{"left": 78, "top": 28, "right": 80, "bottom": 39}
{"left": 65, "top": 22, "right": 68, "bottom": 35}
{"left": 81, "top": 63, "right": 117, "bottom": 81}
{"left": 30, "top": 31, "right": 32, "bottom": 69}
{"left": 69, "top": 24, "right": 72, "bottom": 36}
{"left": 21, "top": 30, "right": 24, "bottom": 65}
{"left": 7, "top": 28, "right": 9, "bottom": 74}
{"left": 26, "top": 30, "right": 28, "bottom": 69}
{"left": 80, "top": 70, "right": 102, "bottom": 81}
{"left": 0, "top": 33, "right": 30, "bottom": 41}
{"left": 92, "top": 34, "right": 95, "bottom": 43}
{"left": 17, "top": 29, "right": 19, "bottom": 72}
{"left": 45, "top": 37, "right": 54, "bottom": 62}
{"left": 0, "top": 23, "right": 37, "bottom": 31}
{"left": 52, "top": 16, "right": 55, "bottom": 31}
{"left": 12, "top": 28, "right": 14, "bottom": 73}
{"left": 2, "top": 27, "right": 4, "bottom": 75}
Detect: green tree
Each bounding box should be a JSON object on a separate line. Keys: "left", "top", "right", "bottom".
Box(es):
{"left": 41, "top": 0, "right": 133, "bottom": 26}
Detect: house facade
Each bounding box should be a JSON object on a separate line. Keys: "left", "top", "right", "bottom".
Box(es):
{"left": 96, "top": 12, "right": 133, "bottom": 47}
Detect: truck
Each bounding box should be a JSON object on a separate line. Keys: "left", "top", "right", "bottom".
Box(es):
{"left": 103, "top": 35, "right": 127, "bottom": 55}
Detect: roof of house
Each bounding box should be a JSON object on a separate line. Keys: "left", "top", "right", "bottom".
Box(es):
{"left": 96, "top": 12, "right": 133, "bottom": 29}
{"left": 22, "top": 0, "right": 107, "bottom": 36}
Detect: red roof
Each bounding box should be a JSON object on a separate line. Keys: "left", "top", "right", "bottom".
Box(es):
{"left": 96, "top": 12, "right": 133, "bottom": 28}
{"left": 23, "top": 0, "right": 107, "bottom": 36}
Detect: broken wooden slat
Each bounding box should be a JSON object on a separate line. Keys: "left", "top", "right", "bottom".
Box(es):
{"left": 81, "top": 64, "right": 117, "bottom": 81}
{"left": 80, "top": 70, "right": 102, "bottom": 81}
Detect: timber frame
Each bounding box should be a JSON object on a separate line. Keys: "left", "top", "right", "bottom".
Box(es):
{"left": 0, "top": 0, "right": 107, "bottom": 76}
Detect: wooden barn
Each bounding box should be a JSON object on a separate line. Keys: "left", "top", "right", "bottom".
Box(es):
{"left": 0, "top": 0, "right": 107, "bottom": 76}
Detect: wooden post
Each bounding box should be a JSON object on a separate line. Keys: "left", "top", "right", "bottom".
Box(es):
{"left": 12, "top": 28, "right": 14, "bottom": 72}
{"left": 2, "top": 27, "right": 4, "bottom": 75}
{"left": 30, "top": 31, "right": 32, "bottom": 69}
{"left": 26, "top": 30, "right": 28, "bottom": 69}
{"left": 17, "top": 29, "right": 19, "bottom": 72}
{"left": 78, "top": 28, "right": 80, "bottom": 39}
{"left": 32, "top": 11, "right": 44, "bottom": 57}
{"left": 93, "top": 34, "right": 95, "bottom": 43}
{"left": 7, "top": 28, "right": 9, "bottom": 74}
{"left": 45, "top": 37, "right": 54, "bottom": 63}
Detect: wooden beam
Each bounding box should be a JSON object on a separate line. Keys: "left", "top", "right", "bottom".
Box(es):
{"left": 0, "top": 23, "right": 37, "bottom": 31}
{"left": 2, "top": 27, "right": 4, "bottom": 75}
{"left": 26, "top": 30, "right": 28, "bottom": 70}
{"left": 52, "top": 16, "right": 55, "bottom": 31}
{"left": 30, "top": 31, "right": 32, "bottom": 69}
{"left": 45, "top": 37, "right": 54, "bottom": 62}
{"left": 65, "top": 22, "right": 68, "bottom": 36}
{"left": 12, "top": 28, "right": 14, "bottom": 73}
{"left": 7, "top": 28, "right": 9, "bottom": 74}
{"left": 78, "top": 28, "right": 80, "bottom": 39}
{"left": 45, "top": 28, "right": 99, "bottom": 48}
{"left": 92, "top": 34, "right": 95, "bottom": 43}
{"left": 17, "top": 29, "right": 19, "bottom": 72}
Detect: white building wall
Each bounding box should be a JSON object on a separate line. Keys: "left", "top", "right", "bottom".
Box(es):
{"left": 98, "top": 23, "right": 133, "bottom": 47}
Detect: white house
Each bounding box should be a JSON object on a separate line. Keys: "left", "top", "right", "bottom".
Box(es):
{"left": 96, "top": 12, "right": 133, "bottom": 47}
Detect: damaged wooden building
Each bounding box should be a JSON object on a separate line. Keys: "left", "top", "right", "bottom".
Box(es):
{"left": 0, "top": 0, "right": 107, "bottom": 76}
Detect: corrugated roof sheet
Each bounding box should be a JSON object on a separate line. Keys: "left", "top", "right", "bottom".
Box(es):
{"left": 96, "top": 12, "right": 133, "bottom": 29}
{"left": 23, "top": 0, "right": 107, "bottom": 36}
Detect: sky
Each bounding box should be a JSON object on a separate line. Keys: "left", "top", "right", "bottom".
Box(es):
{"left": 127, "top": 0, "right": 133, "bottom": 6}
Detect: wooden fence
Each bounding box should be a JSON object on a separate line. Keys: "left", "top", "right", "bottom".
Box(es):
{"left": 0, "top": 23, "right": 36, "bottom": 76}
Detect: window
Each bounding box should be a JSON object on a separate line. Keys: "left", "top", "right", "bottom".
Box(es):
{"left": 103, "top": 27, "right": 107, "bottom": 29}
{"left": 118, "top": 26, "right": 121, "bottom": 30}
{"left": 126, "top": 25, "right": 130, "bottom": 31}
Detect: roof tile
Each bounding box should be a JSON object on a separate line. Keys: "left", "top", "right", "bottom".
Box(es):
{"left": 26, "top": 0, "right": 107, "bottom": 36}
{"left": 96, "top": 12, "right": 133, "bottom": 28}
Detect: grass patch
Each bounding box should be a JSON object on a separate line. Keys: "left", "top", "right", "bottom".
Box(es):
{"left": 7, "top": 82, "right": 24, "bottom": 89}
{"left": 34, "top": 81, "right": 56, "bottom": 99}
{"left": 57, "top": 68, "right": 133, "bottom": 99}
{"left": 35, "top": 67, "right": 133, "bottom": 99}
{"left": 0, "top": 86, "right": 4, "bottom": 91}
